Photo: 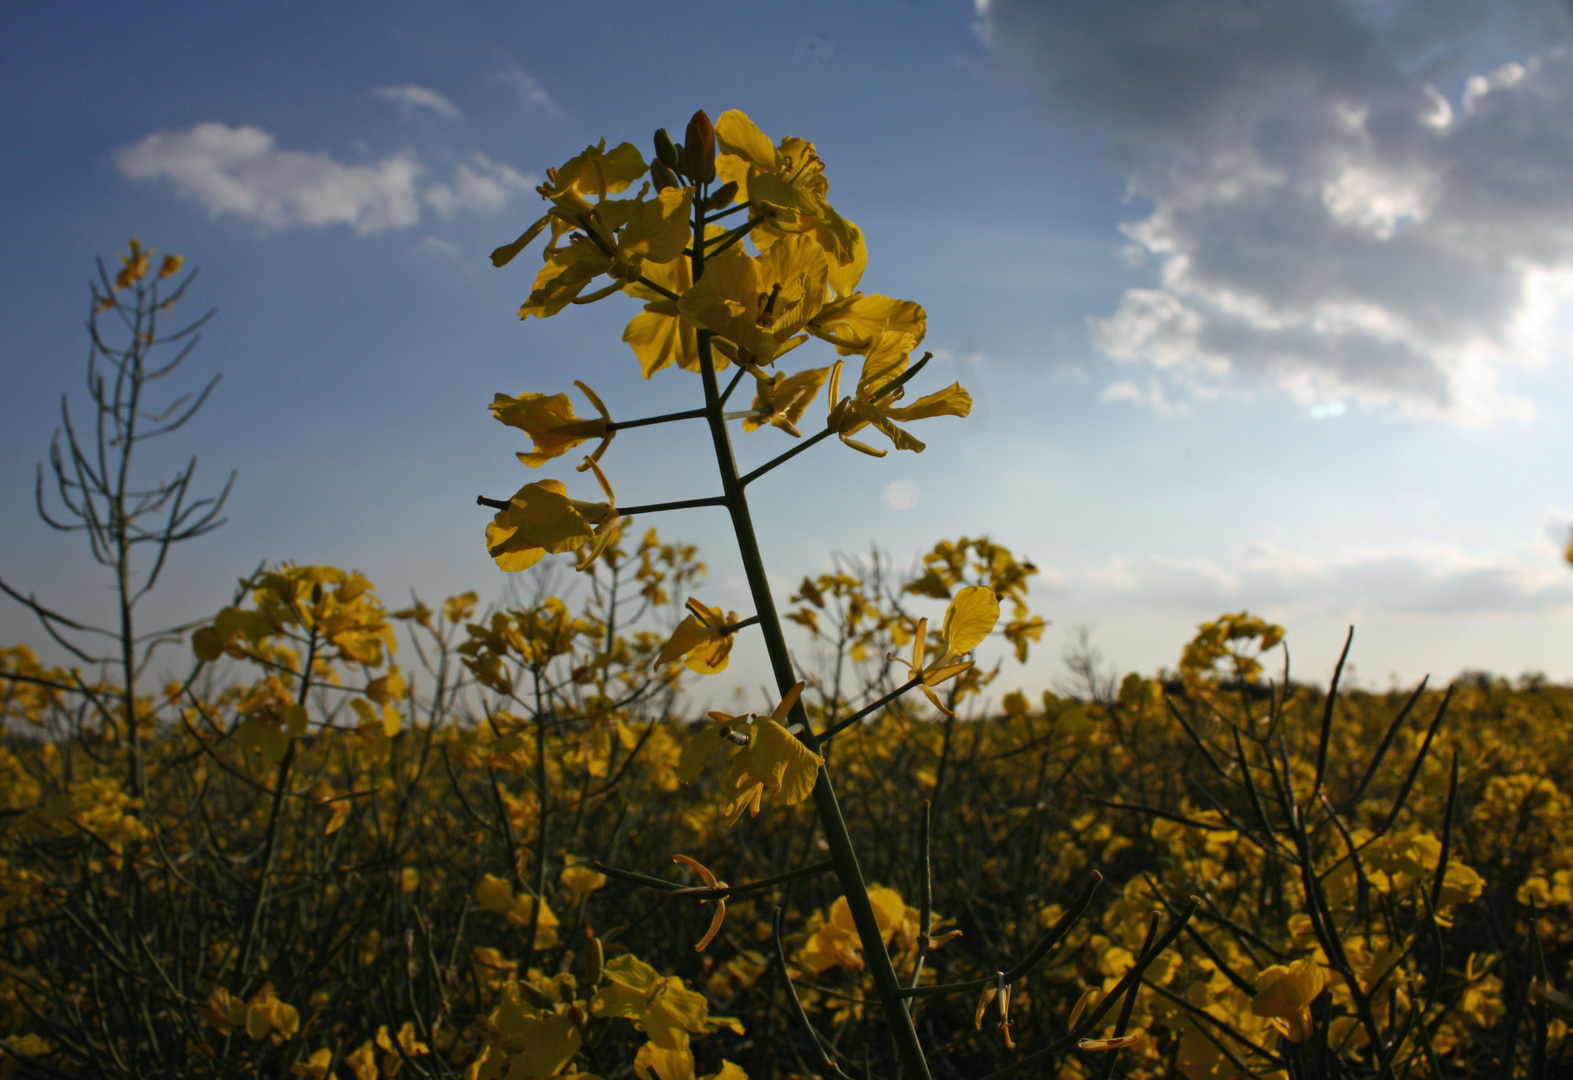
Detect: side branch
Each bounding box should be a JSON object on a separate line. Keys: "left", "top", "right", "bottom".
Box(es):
{"left": 607, "top": 407, "right": 708, "bottom": 432}
{"left": 476, "top": 494, "right": 729, "bottom": 515}
{"left": 820, "top": 677, "right": 922, "bottom": 741}
{"left": 900, "top": 872, "right": 1103, "bottom": 998}
{"left": 736, "top": 358, "right": 932, "bottom": 488}
{"left": 593, "top": 859, "right": 834, "bottom": 900}
{"left": 739, "top": 428, "right": 836, "bottom": 487}
{"left": 977, "top": 897, "right": 1200, "bottom": 1080}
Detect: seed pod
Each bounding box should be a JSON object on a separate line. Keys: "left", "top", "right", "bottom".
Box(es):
{"left": 651, "top": 160, "right": 679, "bottom": 192}
{"left": 684, "top": 109, "right": 715, "bottom": 184}
{"left": 653, "top": 128, "right": 680, "bottom": 171}
{"left": 583, "top": 936, "right": 604, "bottom": 986}
{"left": 706, "top": 180, "right": 739, "bottom": 209}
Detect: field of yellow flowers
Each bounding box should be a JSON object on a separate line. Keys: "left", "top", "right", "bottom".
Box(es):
{"left": 2, "top": 108, "right": 1570, "bottom": 1079}
{"left": 2, "top": 540, "right": 1569, "bottom": 1078}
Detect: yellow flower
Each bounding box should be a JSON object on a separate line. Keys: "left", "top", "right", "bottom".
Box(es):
{"left": 485, "top": 457, "right": 620, "bottom": 573}
{"left": 473, "top": 874, "right": 560, "bottom": 948}
{"left": 201, "top": 987, "right": 248, "bottom": 1036}
{"left": 623, "top": 253, "right": 702, "bottom": 378}
{"left": 713, "top": 110, "right": 861, "bottom": 265}
{"left": 490, "top": 380, "right": 613, "bottom": 468}
{"left": 290, "top": 1048, "right": 334, "bottom": 1079}
{"left": 561, "top": 862, "right": 608, "bottom": 899}
{"left": 243, "top": 984, "right": 299, "bottom": 1044}
{"left": 826, "top": 331, "right": 971, "bottom": 457}
{"left": 807, "top": 288, "right": 927, "bottom": 355}
{"left": 890, "top": 586, "right": 1000, "bottom": 716}
{"left": 974, "top": 974, "right": 1017, "bottom": 1050}
{"left": 115, "top": 238, "right": 151, "bottom": 289}
{"left": 475, "top": 981, "right": 582, "bottom": 1079}
{"left": 377, "top": 1021, "right": 429, "bottom": 1067}
{"left": 676, "top": 684, "right": 824, "bottom": 825}
{"left": 742, "top": 365, "right": 832, "bottom": 438}
{"left": 676, "top": 234, "right": 827, "bottom": 370}
{"left": 800, "top": 886, "right": 909, "bottom": 972}
{"left": 672, "top": 854, "right": 729, "bottom": 952}
{"left": 721, "top": 682, "right": 823, "bottom": 825}
{"left": 591, "top": 954, "right": 714, "bottom": 1052}
{"left": 519, "top": 185, "right": 693, "bottom": 318}
{"left": 1251, "top": 957, "right": 1325, "bottom": 1042}
{"left": 659, "top": 598, "right": 741, "bottom": 674}
{"left": 490, "top": 139, "right": 650, "bottom": 268}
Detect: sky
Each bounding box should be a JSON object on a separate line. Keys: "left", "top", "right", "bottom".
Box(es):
{"left": 4, "top": 0, "right": 1573, "bottom": 702}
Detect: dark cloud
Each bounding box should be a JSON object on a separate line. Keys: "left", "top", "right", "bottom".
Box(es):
{"left": 973, "top": 0, "right": 1573, "bottom": 421}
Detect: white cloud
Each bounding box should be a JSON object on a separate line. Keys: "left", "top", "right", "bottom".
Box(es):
{"left": 423, "top": 154, "right": 534, "bottom": 216}
{"left": 1078, "top": 541, "right": 1573, "bottom": 617}
{"left": 372, "top": 84, "right": 462, "bottom": 121}
{"left": 116, "top": 123, "right": 535, "bottom": 234}
{"left": 418, "top": 235, "right": 460, "bottom": 258}
{"left": 972, "top": 1, "right": 1573, "bottom": 423}
{"left": 497, "top": 69, "right": 561, "bottom": 118}
{"left": 1100, "top": 377, "right": 1191, "bottom": 414}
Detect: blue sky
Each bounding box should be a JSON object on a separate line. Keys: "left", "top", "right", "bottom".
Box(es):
{"left": 5, "top": 0, "right": 1573, "bottom": 699}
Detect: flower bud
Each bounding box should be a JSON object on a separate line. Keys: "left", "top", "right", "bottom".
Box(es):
{"left": 706, "top": 181, "right": 739, "bottom": 209}
{"left": 684, "top": 110, "right": 715, "bottom": 184}
{"left": 651, "top": 160, "right": 680, "bottom": 192}
{"left": 653, "top": 128, "right": 680, "bottom": 171}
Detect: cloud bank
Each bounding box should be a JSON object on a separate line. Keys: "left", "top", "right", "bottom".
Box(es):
{"left": 972, "top": 0, "right": 1573, "bottom": 422}
{"left": 1076, "top": 540, "right": 1573, "bottom": 617}
{"left": 116, "top": 123, "right": 534, "bottom": 234}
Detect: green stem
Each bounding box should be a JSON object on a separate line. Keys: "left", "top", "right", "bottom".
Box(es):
{"left": 694, "top": 327, "right": 931, "bottom": 1080}
{"left": 235, "top": 623, "right": 317, "bottom": 985}
{"left": 680, "top": 178, "right": 930, "bottom": 1072}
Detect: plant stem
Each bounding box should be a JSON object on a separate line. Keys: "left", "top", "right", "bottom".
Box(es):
{"left": 694, "top": 326, "right": 931, "bottom": 1080}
